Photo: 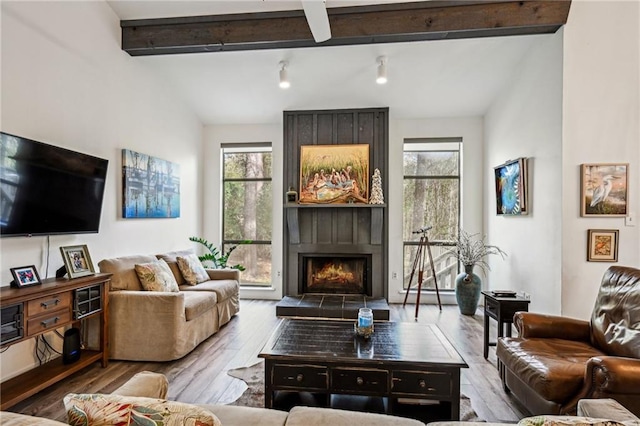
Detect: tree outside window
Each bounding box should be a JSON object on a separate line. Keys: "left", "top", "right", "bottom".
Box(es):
{"left": 222, "top": 144, "right": 272, "bottom": 286}
{"left": 403, "top": 140, "right": 461, "bottom": 291}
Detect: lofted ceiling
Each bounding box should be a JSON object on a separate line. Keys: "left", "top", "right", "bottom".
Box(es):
{"left": 107, "top": 1, "right": 555, "bottom": 125}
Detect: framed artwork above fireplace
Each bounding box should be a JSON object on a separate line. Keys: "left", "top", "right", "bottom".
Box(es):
{"left": 299, "top": 144, "right": 369, "bottom": 204}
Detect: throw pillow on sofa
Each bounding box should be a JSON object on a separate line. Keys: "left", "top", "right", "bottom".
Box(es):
{"left": 63, "top": 393, "right": 222, "bottom": 426}
{"left": 134, "top": 259, "right": 179, "bottom": 292}
{"left": 518, "top": 416, "right": 626, "bottom": 426}
{"left": 177, "top": 254, "right": 209, "bottom": 285}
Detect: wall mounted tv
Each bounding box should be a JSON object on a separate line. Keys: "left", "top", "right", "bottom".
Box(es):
{"left": 0, "top": 132, "right": 109, "bottom": 237}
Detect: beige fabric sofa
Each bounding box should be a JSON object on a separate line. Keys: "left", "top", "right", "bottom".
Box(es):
{"left": 1, "top": 371, "right": 425, "bottom": 425}
{"left": 98, "top": 250, "right": 240, "bottom": 361}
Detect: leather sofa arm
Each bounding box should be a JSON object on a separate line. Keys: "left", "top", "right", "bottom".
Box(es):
{"left": 586, "top": 356, "right": 640, "bottom": 394}
{"left": 514, "top": 312, "right": 591, "bottom": 340}
{"left": 206, "top": 268, "right": 240, "bottom": 282}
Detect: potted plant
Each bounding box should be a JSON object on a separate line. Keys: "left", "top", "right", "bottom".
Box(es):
{"left": 189, "top": 237, "right": 249, "bottom": 271}
{"left": 446, "top": 230, "right": 506, "bottom": 315}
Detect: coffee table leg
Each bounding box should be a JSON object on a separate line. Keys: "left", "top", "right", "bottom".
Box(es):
{"left": 264, "top": 360, "right": 273, "bottom": 408}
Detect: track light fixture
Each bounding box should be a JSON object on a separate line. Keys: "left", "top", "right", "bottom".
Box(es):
{"left": 376, "top": 56, "right": 387, "bottom": 85}
{"left": 279, "top": 61, "right": 290, "bottom": 89}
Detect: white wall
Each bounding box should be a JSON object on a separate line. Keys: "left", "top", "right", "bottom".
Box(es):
{"left": 387, "top": 116, "right": 484, "bottom": 303}
{"left": 484, "top": 32, "right": 564, "bottom": 314}
{"left": 203, "top": 123, "right": 284, "bottom": 300}
{"left": 561, "top": 0, "right": 640, "bottom": 319}
{"left": 0, "top": 1, "right": 202, "bottom": 381}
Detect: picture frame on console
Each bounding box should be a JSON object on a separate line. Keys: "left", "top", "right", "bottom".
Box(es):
{"left": 60, "top": 245, "right": 95, "bottom": 278}
{"left": 10, "top": 265, "right": 42, "bottom": 288}
{"left": 587, "top": 229, "right": 619, "bottom": 262}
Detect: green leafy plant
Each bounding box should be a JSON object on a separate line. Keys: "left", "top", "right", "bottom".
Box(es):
{"left": 445, "top": 229, "right": 506, "bottom": 274}
{"left": 188, "top": 237, "right": 250, "bottom": 271}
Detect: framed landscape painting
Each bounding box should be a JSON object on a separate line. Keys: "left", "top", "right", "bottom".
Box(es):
{"left": 122, "top": 149, "right": 181, "bottom": 218}
{"left": 581, "top": 163, "right": 628, "bottom": 217}
{"left": 299, "top": 144, "right": 369, "bottom": 204}
{"left": 494, "top": 158, "right": 528, "bottom": 215}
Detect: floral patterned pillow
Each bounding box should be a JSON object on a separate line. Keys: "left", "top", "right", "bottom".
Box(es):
{"left": 518, "top": 416, "right": 626, "bottom": 426}
{"left": 134, "top": 259, "right": 179, "bottom": 292}
{"left": 177, "top": 254, "right": 209, "bottom": 285}
{"left": 63, "top": 393, "right": 221, "bottom": 426}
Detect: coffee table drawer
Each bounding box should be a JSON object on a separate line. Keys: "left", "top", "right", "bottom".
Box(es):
{"left": 332, "top": 368, "right": 388, "bottom": 394}
{"left": 392, "top": 370, "right": 451, "bottom": 396}
{"left": 272, "top": 364, "right": 328, "bottom": 390}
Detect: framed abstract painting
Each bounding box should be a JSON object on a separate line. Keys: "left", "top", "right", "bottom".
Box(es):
{"left": 494, "top": 158, "right": 528, "bottom": 215}
{"left": 581, "top": 163, "right": 628, "bottom": 217}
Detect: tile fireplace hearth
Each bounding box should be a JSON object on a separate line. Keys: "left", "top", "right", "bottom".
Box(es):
{"left": 276, "top": 294, "right": 390, "bottom": 320}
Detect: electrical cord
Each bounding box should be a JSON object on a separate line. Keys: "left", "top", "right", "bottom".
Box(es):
{"left": 41, "top": 335, "right": 61, "bottom": 355}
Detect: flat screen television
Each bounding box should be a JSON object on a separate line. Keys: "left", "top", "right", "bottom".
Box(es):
{"left": 0, "top": 132, "right": 109, "bottom": 237}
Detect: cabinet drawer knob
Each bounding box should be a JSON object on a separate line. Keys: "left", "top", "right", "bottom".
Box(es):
{"left": 419, "top": 379, "right": 426, "bottom": 388}
{"left": 296, "top": 374, "right": 304, "bottom": 382}
{"left": 40, "top": 317, "right": 59, "bottom": 328}
{"left": 41, "top": 299, "right": 60, "bottom": 309}
{"left": 356, "top": 377, "right": 364, "bottom": 385}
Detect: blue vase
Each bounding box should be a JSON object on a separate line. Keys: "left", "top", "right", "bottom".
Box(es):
{"left": 455, "top": 265, "right": 482, "bottom": 315}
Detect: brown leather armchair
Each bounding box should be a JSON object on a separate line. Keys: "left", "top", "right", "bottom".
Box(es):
{"left": 496, "top": 266, "right": 640, "bottom": 416}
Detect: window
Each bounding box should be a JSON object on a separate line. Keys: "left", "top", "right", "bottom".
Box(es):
{"left": 403, "top": 139, "right": 461, "bottom": 291}
{"left": 222, "top": 144, "right": 272, "bottom": 286}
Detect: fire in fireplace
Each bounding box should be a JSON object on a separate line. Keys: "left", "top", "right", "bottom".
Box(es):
{"left": 302, "top": 255, "right": 369, "bottom": 295}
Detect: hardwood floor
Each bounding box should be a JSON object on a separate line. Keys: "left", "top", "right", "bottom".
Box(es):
{"left": 5, "top": 300, "right": 528, "bottom": 423}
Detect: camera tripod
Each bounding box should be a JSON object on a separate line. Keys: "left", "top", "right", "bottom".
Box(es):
{"left": 402, "top": 226, "right": 442, "bottom": 318}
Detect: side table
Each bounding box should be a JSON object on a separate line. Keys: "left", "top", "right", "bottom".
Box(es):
{"left": 481, "top": 291, "right": 530, "bottom": 359}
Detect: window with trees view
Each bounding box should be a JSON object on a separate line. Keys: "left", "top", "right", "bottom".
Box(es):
{"left": 403, "top": 139, "right": 461, "bottom": 291}
{"left": 222, "top": 144, "right": 272, "bottom": 286}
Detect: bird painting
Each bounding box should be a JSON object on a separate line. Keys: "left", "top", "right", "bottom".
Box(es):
{"left": 582, "top": 163, "right": 628, "bottom": 216}
{"left": 589, "top": 174, "right": 621, "bottom": 208}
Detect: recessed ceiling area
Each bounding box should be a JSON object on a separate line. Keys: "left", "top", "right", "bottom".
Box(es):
{"left": 107, "top": 1, "right": 552, "bottom": 125}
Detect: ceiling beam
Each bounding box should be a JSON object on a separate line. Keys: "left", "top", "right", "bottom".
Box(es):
{"left": 121, "top": 0, "right": 571, "bottom": 56}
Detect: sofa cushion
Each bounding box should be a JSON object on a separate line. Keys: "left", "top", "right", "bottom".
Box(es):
{"left": 180, "top": 279, "right": 239, "bottom": 301}
{"left": 286, "top": 406, "right": 425, "bottom": 426}
{"left": 157, "top": 250, "right": 197, "bottom": 286}
{"left": 177, "top": 254, "right": 209, "bottom": 285}
{"left": 498, "top": 337, "right": 605, "bottom": 402}
{"left": 98, "top": 255, "right": 157, "bottom": 291}
{"left": 200, "top": 405, "right": 288, "bottom": 426}
{"left": 0, "top": 412, "right": 68, "bottom": 425}
{"left": 183, "top": 291, "right": 218, "bottom": 321}
{"left": 135, "top": 259, "right": 180, "bottom": 292}
{"left": 63, "top": 393, "right": 222, "bottom": 426}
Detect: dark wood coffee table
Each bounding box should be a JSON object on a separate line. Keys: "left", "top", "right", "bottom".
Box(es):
{"left": 259, "top": 319, "right": 468, "bottom": 421}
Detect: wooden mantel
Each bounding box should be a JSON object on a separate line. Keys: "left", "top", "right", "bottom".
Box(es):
{"left": 121, "top": 1, "right": 572, "bottom": 56}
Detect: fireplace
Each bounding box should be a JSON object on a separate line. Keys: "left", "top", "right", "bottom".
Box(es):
{"left": 301, "top": 254, "right": 371, "bottom": 295}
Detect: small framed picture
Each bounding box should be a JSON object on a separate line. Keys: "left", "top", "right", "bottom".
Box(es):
{"left": 10, "top": 265, "right": 42, "bottom": 288}
{"left": 587, "top": 229, "right": 619, "bottom": 262}
{"left": 60, "top": 245, "right": 96, "bottom": 279}
{"left": 581, "top": 163, "right": 628, "bottom": 217}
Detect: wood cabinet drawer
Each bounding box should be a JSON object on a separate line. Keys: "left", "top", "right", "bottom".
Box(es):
{"left": 392, "top": 370, "right": 451, "bottom": 396}
{"left": 26, "top": 293, "right": 72, "bottom": 317}
{"left": 272, "top": 364, "right": 328, "bottom": 390}
{"left": 27, "top": 310, "right": 72, "bottom": 336}
{"left": 332, "top": 368, "right": 388, "bottom": 394}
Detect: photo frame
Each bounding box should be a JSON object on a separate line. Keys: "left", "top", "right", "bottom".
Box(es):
{"left": 581, "top": 163, "right": 628, "bottom": 217}
{"left": 587, "top": 229, "right": 619, "bottom": 262}
{"left": 60, "top": 245, "right": 95, "bottom": 279}
{"left": 494, "top": 158, "right": 528, "bottom": 215}
{"left": 299, "top": 144, "right": 369, "bottom": 204}
{"left": 10, "top": 265, "right": 42, "bottom": 288}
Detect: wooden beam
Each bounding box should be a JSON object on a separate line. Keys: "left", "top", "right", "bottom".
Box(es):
{"left": 121, "top": 1, "right": 571, "bottom": 56}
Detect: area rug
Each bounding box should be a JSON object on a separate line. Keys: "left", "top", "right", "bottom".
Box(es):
{"left": 227, "top": 360, "right": 483, "bottom": 421}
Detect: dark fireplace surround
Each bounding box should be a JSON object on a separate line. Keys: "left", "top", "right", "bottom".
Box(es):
{"left": 282, "top": 108, "right": 389, "bottom": 300}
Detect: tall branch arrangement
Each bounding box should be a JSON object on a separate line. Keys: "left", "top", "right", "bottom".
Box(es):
{"left": 446, "top": 229, "right": 506, "bottom": 274}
